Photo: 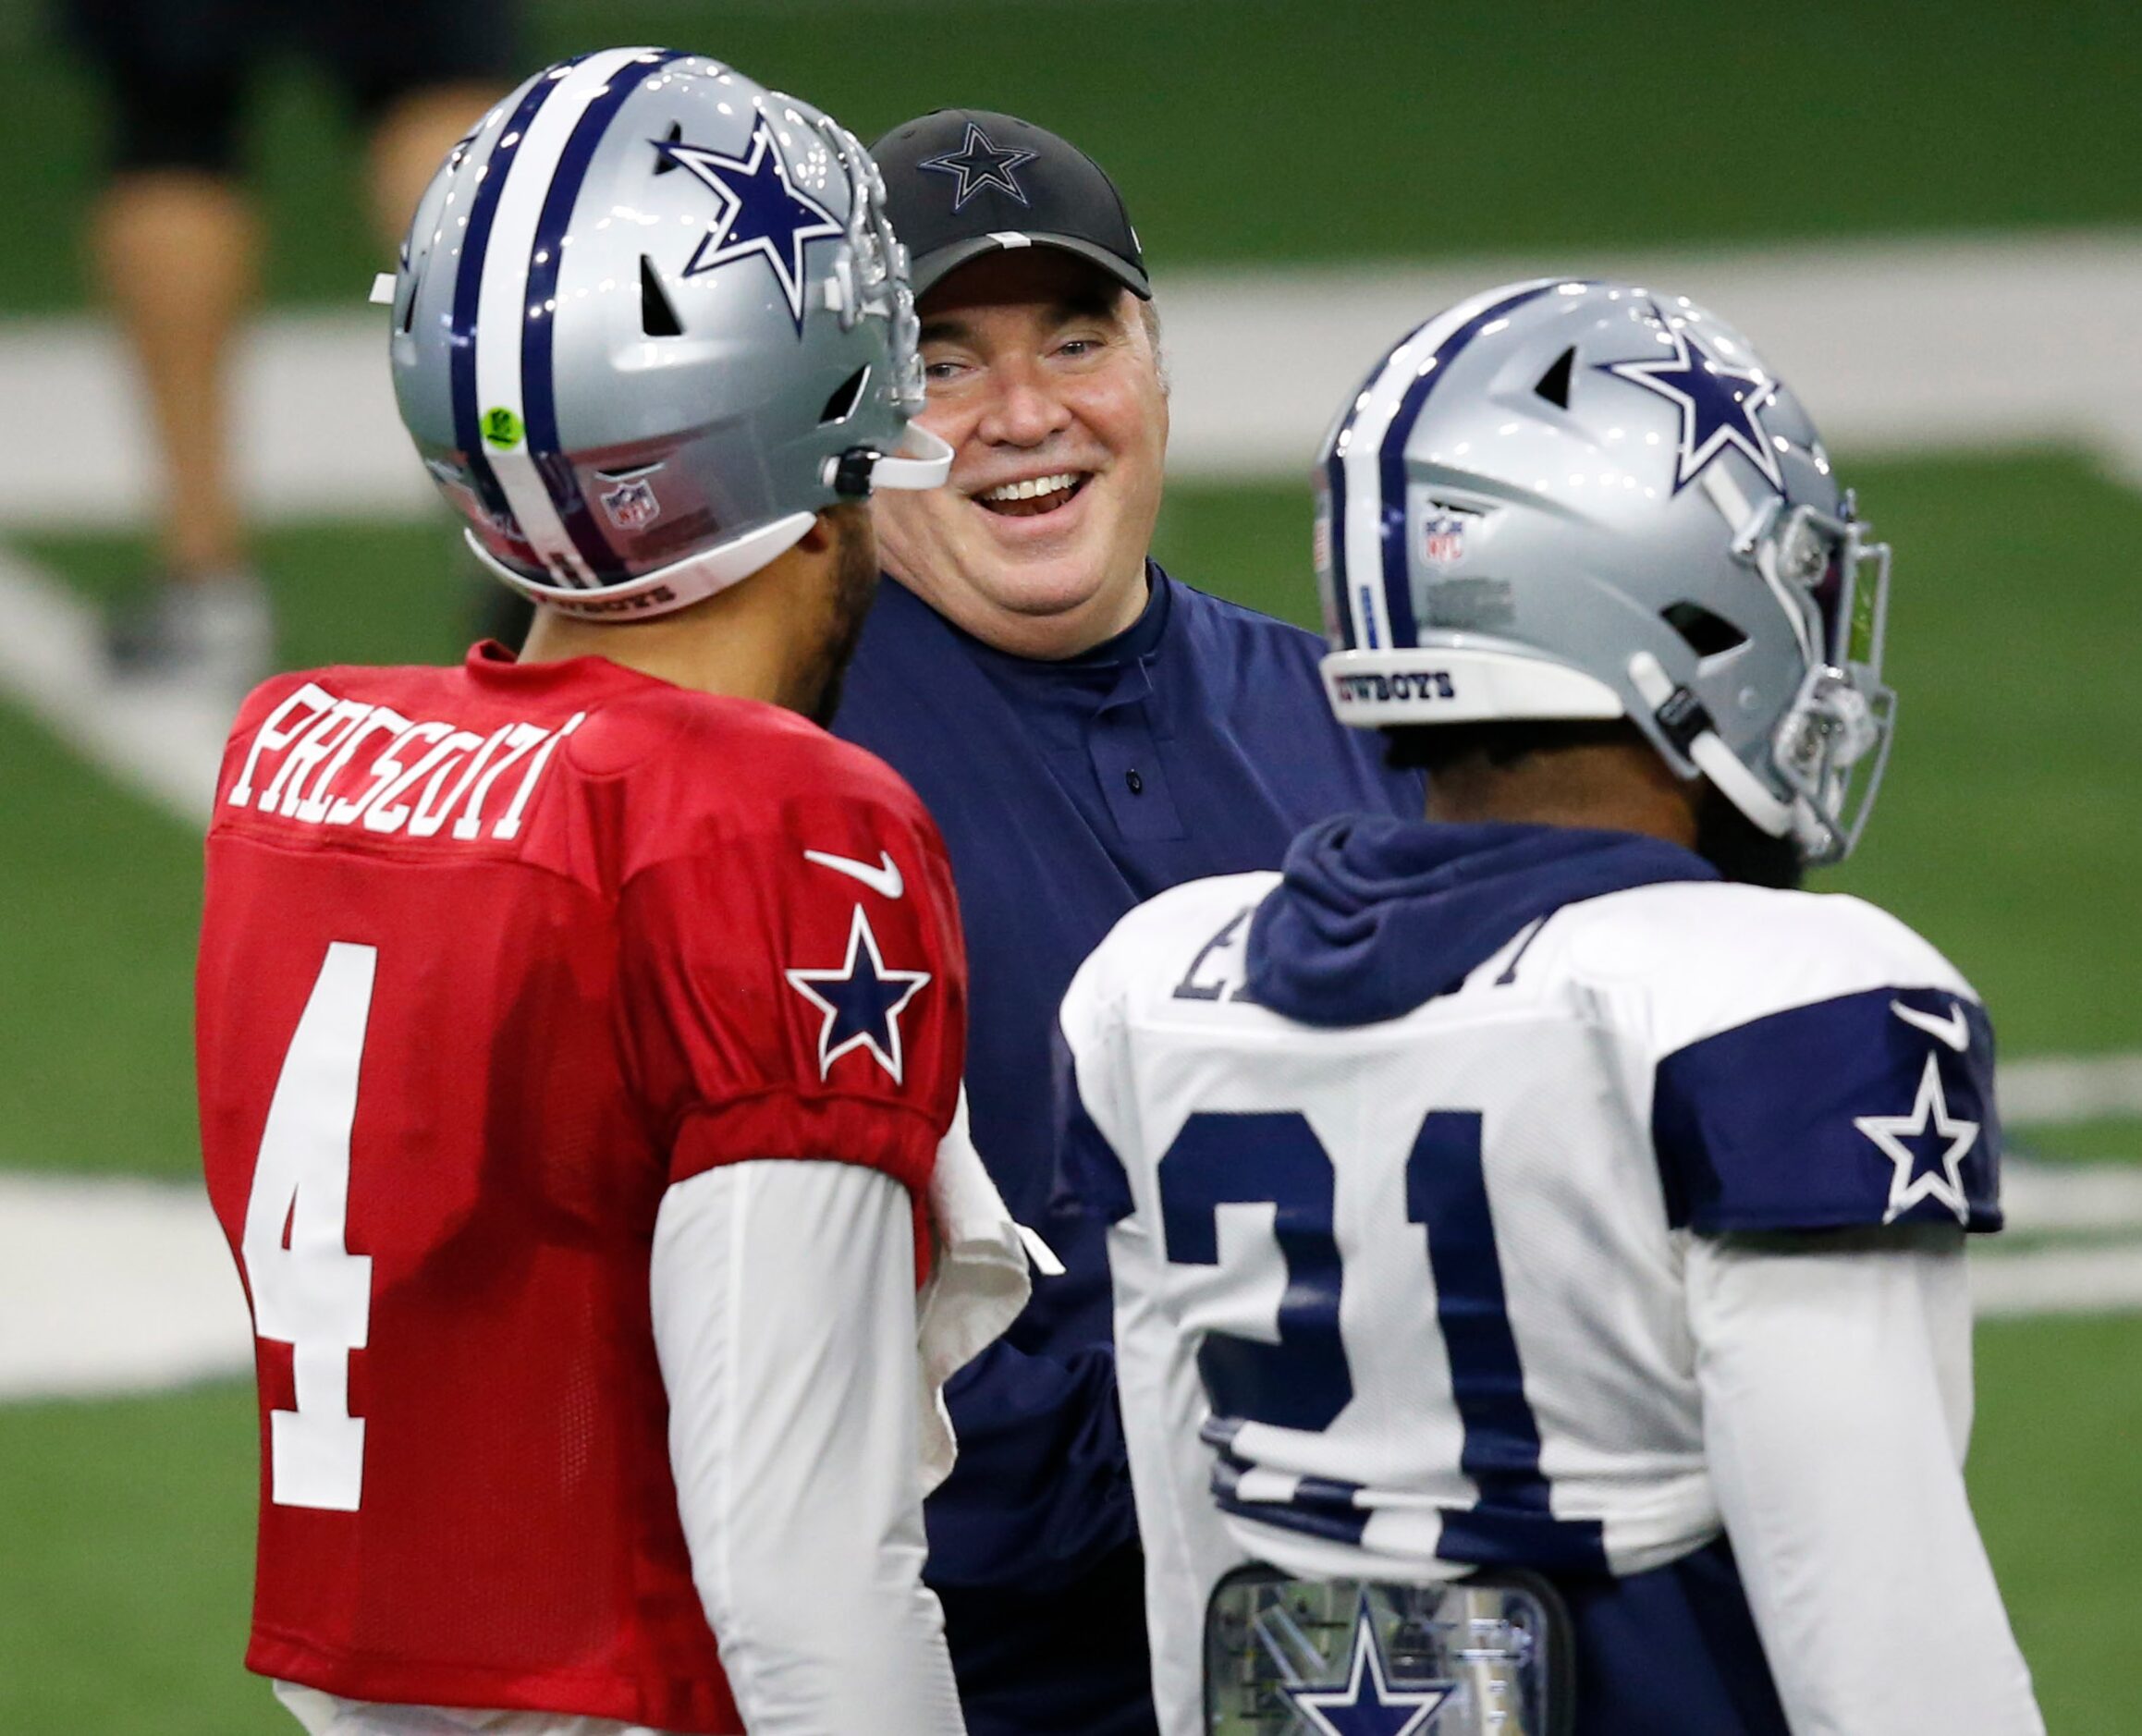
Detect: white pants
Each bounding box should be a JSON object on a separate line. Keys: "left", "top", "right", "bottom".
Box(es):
{"left": 275, "top": 1681, "right": 685, "bottom": 1736}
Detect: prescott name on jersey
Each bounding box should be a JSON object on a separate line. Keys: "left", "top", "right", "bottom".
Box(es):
{"left": 1058, "top": 815, "right": 2043, "bottom": 1735}
{"left": 199, "top": 643, "right": 969, "bottom": 1731}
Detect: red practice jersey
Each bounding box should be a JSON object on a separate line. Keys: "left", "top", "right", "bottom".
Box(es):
{"left": 196, "top": 643, "right": 966, "bottom": 1730}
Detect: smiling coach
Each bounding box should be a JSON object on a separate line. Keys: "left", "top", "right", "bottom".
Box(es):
{"left": 831, "top": 109, "right": 1422, "bottom": 1736}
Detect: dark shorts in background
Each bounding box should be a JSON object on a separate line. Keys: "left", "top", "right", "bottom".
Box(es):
{"left": 59, "top": 0, "right": 520, "bottom": 172}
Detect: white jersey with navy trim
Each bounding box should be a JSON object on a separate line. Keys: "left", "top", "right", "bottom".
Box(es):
{"left": 1059, "top": 869, "right": 2042, "bottom": 1735}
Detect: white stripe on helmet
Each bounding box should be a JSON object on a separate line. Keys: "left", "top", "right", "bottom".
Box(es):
{"left": 1340, "top": 279, "right": 1563, "bottom": 651}
{"left": 471, "top": 46, "right": 655, "bottom": 590}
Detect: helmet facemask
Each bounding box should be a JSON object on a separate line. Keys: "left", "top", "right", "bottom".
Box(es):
{"left": 1746, "top": 491, "right": 1896, "bottom": 863}
{"left": 812, "top": 115, "right": 935, "bottom": 468}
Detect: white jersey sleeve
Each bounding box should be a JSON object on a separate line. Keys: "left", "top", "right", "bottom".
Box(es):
{"left": 1591, "top": 887, "right": 2038, "bottom": 1730}
{"left": 651, "top": 1158, "right": 964, "bottom": 1736}
{"left": 1688, "top": 1233, "right": 2042, "bottom": 1733}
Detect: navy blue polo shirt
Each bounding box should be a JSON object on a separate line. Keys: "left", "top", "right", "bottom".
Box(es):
{"left": 833, "top": 564, "right": 1421, "bottom": 1736}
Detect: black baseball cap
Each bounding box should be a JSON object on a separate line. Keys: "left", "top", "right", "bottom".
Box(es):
{"left": 873, "top": 108, "right": 1151, "bottom": 302}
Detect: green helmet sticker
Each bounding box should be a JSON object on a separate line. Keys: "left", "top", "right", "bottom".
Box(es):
{"left": 482, "top": 407, "right": 524, "bottom": 450}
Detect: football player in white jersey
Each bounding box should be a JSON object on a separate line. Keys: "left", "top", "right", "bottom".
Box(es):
{"left": 1056, "top": 280, "right": 2045, "bottom": 1735}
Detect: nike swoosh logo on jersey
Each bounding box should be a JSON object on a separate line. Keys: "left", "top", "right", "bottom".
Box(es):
{"left": 802, "top": 848, "right": 904, "bottom": 899}
{"left": 1891, "top": 998, "right": 1970, "bottom": 1051}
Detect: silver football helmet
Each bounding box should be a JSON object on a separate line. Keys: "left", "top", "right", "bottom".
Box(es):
{"left": 1315, "top": 278, "right": 1893, "bottom": 864}
{"left": 387, "top": 47, "right": 949, "bottom": 620}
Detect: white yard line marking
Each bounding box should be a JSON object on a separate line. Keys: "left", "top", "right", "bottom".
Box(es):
{"left": 1157, "top": 231, "right": 2142, "bottom": 486}
{"left": 0, "top": 543, "right": 232, "bottom": 824}
{"left": 0, "top": 234, "right": 2136, "bottom": 525}
{"left": 1970, "top": 1241, "right": 2142, "bottom": 1319}
{"left": 2001, "top": 1053, "right": 2142, "bottom": 1126}
{"left": 2001, "top": 1159, "right": 2142, "bottom": 1233}
{"left": 0, "top": 1175, "right": 251, "bottom": 1401}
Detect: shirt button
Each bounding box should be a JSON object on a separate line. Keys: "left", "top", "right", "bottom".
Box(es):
{"left": 1125, "top": 769, "right": 1144, "bottom": 795}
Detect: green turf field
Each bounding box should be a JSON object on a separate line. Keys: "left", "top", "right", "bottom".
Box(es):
{"left": 1, "top": 0, "right": 2136, "bottom": 312}
{"left": 3, "top": 0, "right": 2138, "bottom": 1725}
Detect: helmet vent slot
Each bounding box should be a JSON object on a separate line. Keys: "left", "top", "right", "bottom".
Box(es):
{"left": 1534, "top": 345, "right": 1576, "bottom": 410}
{"left": 641, "top": 256, "right": 684, "bottom": 337}
{"left": 818, "top": 367, "right": 868, "bottom": 425}
{"left": 653, "top": 122, "right": 684, "bottom": 175}
{"left": 1661, "top": 601, "right": 1748, "bottom": 658}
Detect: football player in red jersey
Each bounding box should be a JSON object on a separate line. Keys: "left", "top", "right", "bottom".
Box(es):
{"left": 194, "top": 49, "right": 1027, "bottom": 1736}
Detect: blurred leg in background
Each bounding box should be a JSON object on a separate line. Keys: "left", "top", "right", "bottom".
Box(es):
{"left": 74, "top": 0, "right": 274, "bottom": 688}
{"left": 65, "top": 0, "right": 515, "bottom": 690}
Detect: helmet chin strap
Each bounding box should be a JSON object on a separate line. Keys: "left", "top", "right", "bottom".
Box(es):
{"left": 1627, "top": 651, "right": 1796, "bottom": 840}
{"left": 465, "top": 510, "right": 817, "bottom": 621}
{"left": 823, "top": 426, "right": 954, "bottom": 494}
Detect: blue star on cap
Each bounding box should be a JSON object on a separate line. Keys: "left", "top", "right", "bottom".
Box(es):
{"left": 1598, "top": 302, "right": 1786, "bottom": 493}
{"left": 1854, "top": 1050, "right": 1980, "bottom": 1226}
{"left": 1283, "top": 1601, "right": 1455, "bottom": 1736}
{"left": 655, "top": 115, "right": 843, "bottom": 331}
{"left": 918, "top": 121, "right": 1038, "bottom": 212}
{"left": 785, "top": 905, "right": 932, "bottom": 1085}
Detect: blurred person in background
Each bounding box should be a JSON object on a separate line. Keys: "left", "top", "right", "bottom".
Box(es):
{"left": 829, "top": 109, "right": 1423, "bottom": 1736}
{"left": 196, "top": 52, "right": 1024, "bottom": 1735}
{"left": 60, "top": 0, "right": 519, "bottom": 689}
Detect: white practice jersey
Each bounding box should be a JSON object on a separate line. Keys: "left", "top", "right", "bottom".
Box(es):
{"left": 1059, "top": 859, "right": 2040, "bottom": 1734}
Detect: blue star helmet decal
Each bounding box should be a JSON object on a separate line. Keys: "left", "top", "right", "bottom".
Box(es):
{"left": 918, "top": 121, "right": 1038, "bottom": 212}
{"left": 1597, "top": 300, "right": 1787, "bottom": 493}
{"left": 785, "top": 905, "right": 932, "bottom": 1084}
{"left": 1283, "top": 1599, "right": 1455, "bottom": 1736}
{"left": 655, "top": 114, "right": 844, "bottom": 331}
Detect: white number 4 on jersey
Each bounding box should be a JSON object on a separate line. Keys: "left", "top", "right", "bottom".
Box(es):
{"left": 241, "top": 942, "right": 376, "bottom": 1511}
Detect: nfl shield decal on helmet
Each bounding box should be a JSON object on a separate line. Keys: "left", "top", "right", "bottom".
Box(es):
{"left": 600, "top": 471, "right": 663, "bottom": 532}
{"left": 1420, "top": 511, "right": 1467, "bottom": 568}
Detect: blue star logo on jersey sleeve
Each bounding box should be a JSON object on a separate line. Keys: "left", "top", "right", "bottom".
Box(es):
{"left": 655, "top": 116, "right": 843, "bottom": 331}
{"left": 1854, "top": 1048, "right": 1981, "bottom": 1225}
{"left": 917, "top": 121, "right": 1038, "bottom": 212}
{"left": 785, "top": 905, "right": 932, "bottom": 1084}
{"left": 1597, "top": 302, "right": 1786, "bottom": 492}
{"left": 1283, "top": 1601, "right": 1455, "bottom": 1736}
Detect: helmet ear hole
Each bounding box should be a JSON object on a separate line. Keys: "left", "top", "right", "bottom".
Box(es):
{"left": 818, "top": 367, "right": 868, "bottom": 425}
{"left": 1660, "top": 601, "right": 1747, "bottom": 658}
{"left": 640, "top": 256, "right": 684, "bottom": 337}
{"left": 1534, "top": 345, "right": 1576, "bottom": 410}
